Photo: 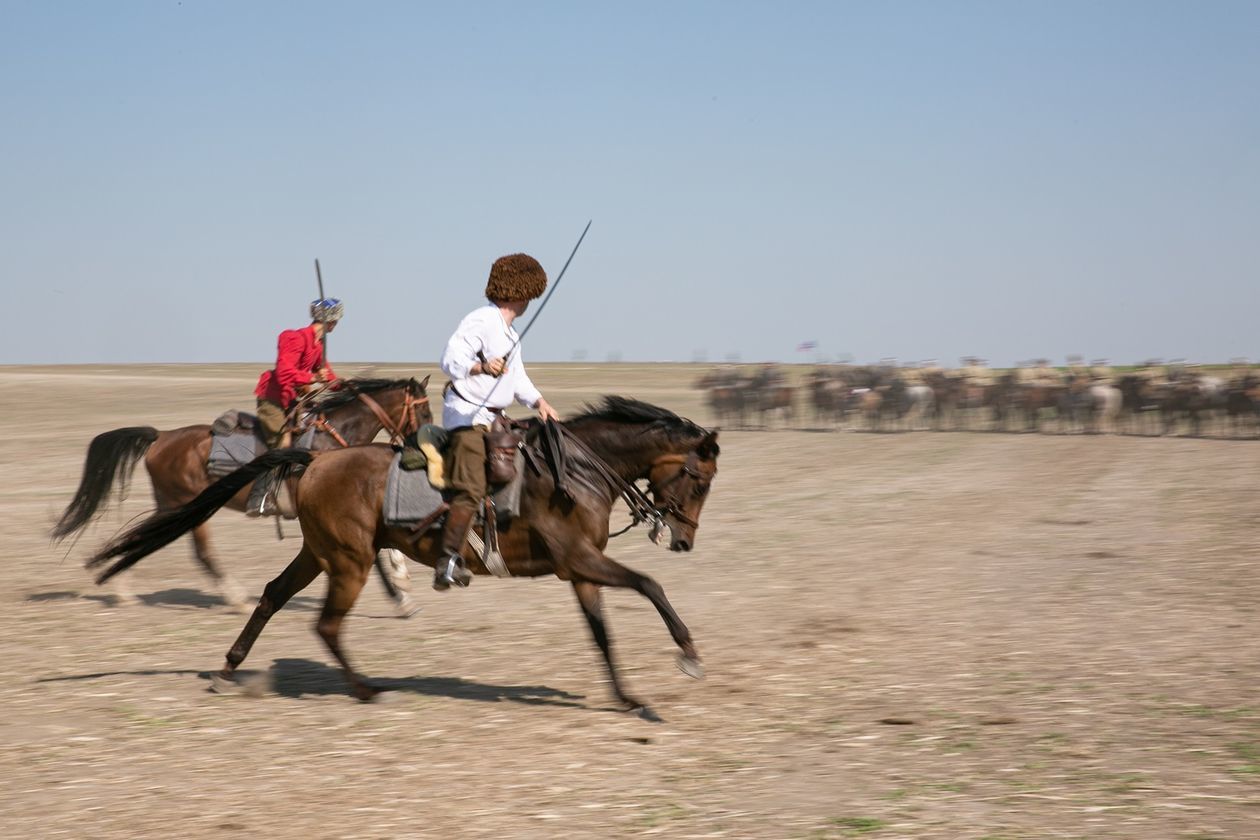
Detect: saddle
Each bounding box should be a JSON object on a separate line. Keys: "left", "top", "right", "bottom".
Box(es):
{"left": 388, "top": 416, "right": 529, "bottom": 529}
{"left": 208, "top": 410, "right": 267, "bottom": 478}
{"left": 399, "top": 413, "right": 525, "bottom": 486}
{"left": 207, "top": 409, "right": 317, "bottom": 479}
{"left": 384, "top": 418, "right": 531, "bottom": 579}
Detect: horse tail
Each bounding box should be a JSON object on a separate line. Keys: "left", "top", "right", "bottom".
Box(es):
{"left": 52, "top": 427, "right": 160, "bottom": 541}
{"left": 86, "top": 449, "right": 314, "bottom": 584}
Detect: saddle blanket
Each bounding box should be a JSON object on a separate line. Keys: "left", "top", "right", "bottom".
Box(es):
{"left": 383, "top": 452, "right": 446, "bottom": 527}
{"left": 383, "top": 449, "right": 527, "bottom": 528}
{"left": 207, "top": 410, "right": 317, "bottom": 478}
{"left": 208, "top": 430, "right": 264, "bottom": 478}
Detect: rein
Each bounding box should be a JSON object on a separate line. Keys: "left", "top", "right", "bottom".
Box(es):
{"left": 552, "top": 424, "right": 661, "bottom": 531}
{"left": 552, "top": 423, "right": 702, "bottom": 536}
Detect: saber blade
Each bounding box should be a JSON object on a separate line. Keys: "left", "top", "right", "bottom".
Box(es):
{"left": 513, "top": 219, "right": 592, "bottom": 346}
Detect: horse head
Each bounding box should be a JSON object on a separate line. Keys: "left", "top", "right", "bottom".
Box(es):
{"left": 565, "top": 397, "right": 722, "bottom": 553}
{"left": 399, "top": 376, "right": 435, "bottom": 436}
{"left": 645, "top": 431, "right": 720, "bottom": 552}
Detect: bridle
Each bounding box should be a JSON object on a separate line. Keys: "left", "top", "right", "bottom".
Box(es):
{"left": 354, "top": 388, "right": 429, "bottom": 445}
{"left": 647, "top": 451, "right": 708, "bottom": 529}
{"left": 550, "top": 423, "right": 711, "bottom": 539}
{"left": 306, "top": 384, "right": 430, "bottom": 448}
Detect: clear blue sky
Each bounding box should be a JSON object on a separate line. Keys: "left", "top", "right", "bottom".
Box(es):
{"left": 2, "top": 1, "right": 1257, "bottom": 366}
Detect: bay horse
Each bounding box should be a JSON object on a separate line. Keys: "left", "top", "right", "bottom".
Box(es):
{"left": 88, "top": 397, "right": 720, "bottom": 717}
{"left": 54, "top": 377, "right": 431, "bottom": 607}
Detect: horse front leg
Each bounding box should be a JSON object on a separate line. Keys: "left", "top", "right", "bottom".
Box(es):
{"left": 570, "top": 552, "right": 701, "bottom": 676}
{"left": 190, "top": 522, "right": 249, "bottom": 611}
{"left": 572, "top": 580, "right": 646, "bottom": 713}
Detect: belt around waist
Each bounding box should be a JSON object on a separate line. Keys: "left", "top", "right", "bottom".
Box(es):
{"left": 444, "top": 381, "right": 505, "bottom": 414}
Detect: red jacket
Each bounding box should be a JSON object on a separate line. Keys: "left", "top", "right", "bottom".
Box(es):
{"left": 254, "top": 325, "right": 336, "bottom": 408}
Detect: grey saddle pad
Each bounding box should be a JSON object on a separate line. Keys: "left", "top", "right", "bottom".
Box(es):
{"left": 384, "top": 452, "right": 446, "bottom": 527}
{"left": 383, "top": 449, "right": 526, "bottom": 528}
{"left": 208, "top": 410, "right": 317, "bottom": 478}
{"left": 208, "top": 431, "right": 265, "bottom": 478}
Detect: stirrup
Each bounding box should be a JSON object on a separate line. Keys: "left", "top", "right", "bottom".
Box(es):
{"left": 433, "top": 554, "right": 472, "bottom": 591}
{"left": 246, "top": 495, "right": 277, "bottom": 519}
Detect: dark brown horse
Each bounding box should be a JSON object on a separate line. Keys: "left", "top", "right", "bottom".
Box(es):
{"left": 54, "top": 377, "right": 432, "bottom": 607}
{"left": 88, "top": 397, "right": 720, "bottom": 717}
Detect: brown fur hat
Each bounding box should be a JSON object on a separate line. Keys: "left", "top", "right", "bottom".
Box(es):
{"left": 485, "top": 253, "right": 547, "bottom": 302}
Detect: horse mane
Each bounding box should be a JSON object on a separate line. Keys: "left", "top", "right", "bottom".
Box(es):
{"left": 311, "top": 378, "right": 419, "bottom": 412}
{"left": 568, "top": 396, "right": 707, "bottom": 441}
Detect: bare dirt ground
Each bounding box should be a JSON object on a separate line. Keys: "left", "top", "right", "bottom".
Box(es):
{"left": 3, "top": 363, "right": 1259, "bottom": 839}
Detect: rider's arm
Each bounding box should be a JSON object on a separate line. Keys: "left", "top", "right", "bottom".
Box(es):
{"left": 509, "top": 346, "right": 544, "bottom": 411}
{"left": 440, "top": 312, "right": 487, "bottom": 381}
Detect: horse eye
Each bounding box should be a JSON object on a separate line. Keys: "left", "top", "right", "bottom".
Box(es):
{"left": 693, "top": 483, "right": 709, "bottom": 498}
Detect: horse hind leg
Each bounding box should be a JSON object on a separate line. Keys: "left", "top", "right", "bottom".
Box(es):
{"left": 214, "top": 545, "right": 322, "bottom": 694}
{"left": 314, "top": 560, "right": 378, "bottom": 701}
{"left": 572, "top": 580, "right": 653, "bottom": 716}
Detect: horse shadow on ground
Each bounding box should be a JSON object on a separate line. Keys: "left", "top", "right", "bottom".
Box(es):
{"left": 36, "top": 668, "right": 206, "bottom": 684}
{"left": 34, "top": 658, "right": 616, "bottom": 716}
{"left": 35, "top": 588, "right": 323, "bottom": 612}
{"left": 256, "top": 658, "right": 589, "bottom": 709}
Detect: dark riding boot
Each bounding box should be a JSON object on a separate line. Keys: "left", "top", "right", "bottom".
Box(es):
{"left": 433, "top": 504, "right": 475, "bottom": 591}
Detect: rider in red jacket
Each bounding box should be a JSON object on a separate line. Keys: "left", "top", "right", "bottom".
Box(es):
{"left": 247, "top": 298, "right": 342, "bottom": 518}
{"left": 254, "top": 298, "right": 342, "bottom": 448}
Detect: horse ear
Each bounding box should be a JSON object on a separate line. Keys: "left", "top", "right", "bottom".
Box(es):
{"left": 698, "top": 430, "right": 720, "bottom": 458}
{"left": 419, "top": 374, "right": 431, "bottom": 390}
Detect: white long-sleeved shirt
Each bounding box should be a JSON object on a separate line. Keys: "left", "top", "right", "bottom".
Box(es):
{"left": 440, "top": 304, "right": 543, "bottom": 428}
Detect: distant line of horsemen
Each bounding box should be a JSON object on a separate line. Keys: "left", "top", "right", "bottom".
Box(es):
{"left": 696, "top": 356, "right": 1260, "bottom": 436}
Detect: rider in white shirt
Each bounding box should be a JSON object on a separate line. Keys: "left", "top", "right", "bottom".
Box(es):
{"left": 433, "top": 253, "right": 559, "bottom": 591}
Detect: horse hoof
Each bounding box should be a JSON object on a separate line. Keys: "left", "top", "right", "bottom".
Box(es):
{"left": 394, "top": 597, "right": 421, "bottom": 619}
{"left": 221, "top": 578, "right": 249, "bottom": 608}
{"left": 209, "top": 672, "right": 242, "bottom": 695}
{"left": 676, "top": 654, "right": 705, "bottom": 680}
{"left": 210, "top": 669, "right": 271, "bottom": 697}
{"left": 354, "top": 685, "right": 392, "bottom": 703}
{"left": 634, "top": 704, "right": 664, "bottom": 723}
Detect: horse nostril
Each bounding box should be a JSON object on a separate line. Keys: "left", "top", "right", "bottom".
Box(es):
{"left": 673, "top": 539, "right": 692, "bottom": 552}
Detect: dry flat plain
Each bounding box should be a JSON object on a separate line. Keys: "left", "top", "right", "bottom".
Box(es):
{"left": 3, "top": 363, "right": 1260, "bottom": 840}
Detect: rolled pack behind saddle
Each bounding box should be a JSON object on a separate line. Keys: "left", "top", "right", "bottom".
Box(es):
{"left": 387, "top": 419, "right": 527, "bottom": 577}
